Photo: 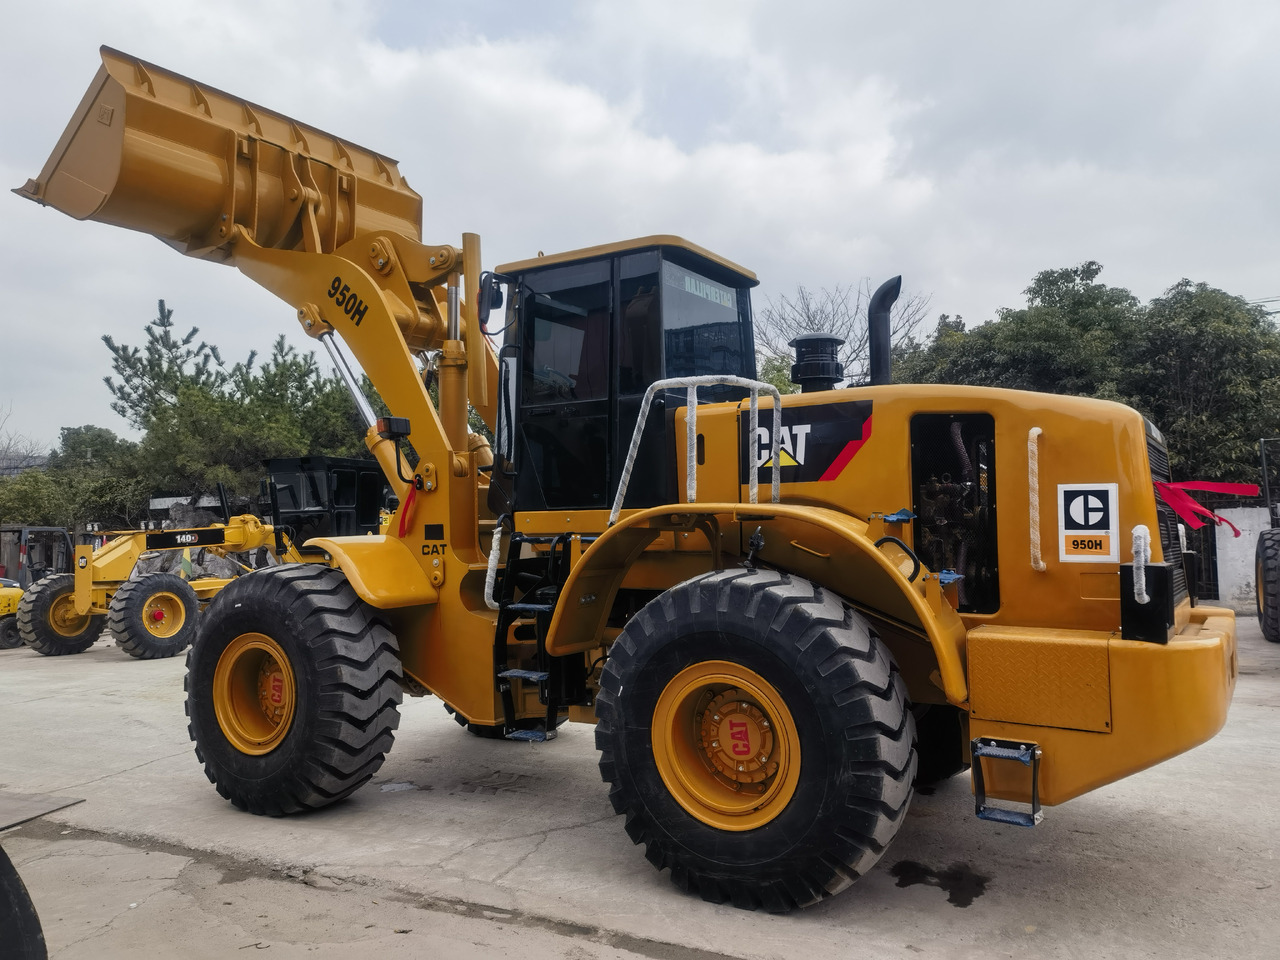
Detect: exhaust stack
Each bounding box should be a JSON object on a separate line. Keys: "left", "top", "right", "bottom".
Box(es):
{"left": 868, "top": 275, "right": 902, "bottom": 386}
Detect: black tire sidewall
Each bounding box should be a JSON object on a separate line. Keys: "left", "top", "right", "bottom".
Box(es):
{"left": 117, "top": 573, "right": 199, "bottom": 656}
{"left": 616, "top": 626, "right": 841, "bottom": 871}
{"left": 187, "top": 575, "right": 324, "bottom": 807}
{"left": 0, "top": 617, "right": 21, "bottom": 649}
{"left": 1256, "top": 529, "right": 1280, "bottom": 642}
{"left": 19, "top": 575, "right": 100, "bottom": 654}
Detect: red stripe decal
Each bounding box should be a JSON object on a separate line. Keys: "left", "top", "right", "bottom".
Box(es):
{"left": 818, "top": 415, "right": 873, "bottom": 482}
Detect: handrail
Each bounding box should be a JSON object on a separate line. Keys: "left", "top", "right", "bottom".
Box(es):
{"left": 1028, "top": 427, "right": 1047, "bottom": 572}
{"left": 1131, "top": 525, "right": 1151, "bottom": 604}
{"left": 609, "top": 376, "right": 782, "bottom": 527}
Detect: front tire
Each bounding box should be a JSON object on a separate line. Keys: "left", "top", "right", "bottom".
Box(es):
{"left": 108, "top": 573, "right": 200, "bottom": 659}
{"left": 16, "top": 574, "right": 103, "bottom": 656}
{"left": 185, "top": 565, "right": 403, "bottom": 815}
{"left": 596, "top": 569, "right": 916, "bottom": 912}
{"left": 1256, "top": 529, "right": 1280, "bottom": 643}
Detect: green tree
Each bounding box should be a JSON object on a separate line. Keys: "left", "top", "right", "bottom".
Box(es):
{"left": 103, "top": 300, "right": 229, "bottom": 428}
{"left": 1114, "top": 281, "right": 1280, "bottom": 482}
{"left": 102, "top": 305, "right": 371, "bottom": 499}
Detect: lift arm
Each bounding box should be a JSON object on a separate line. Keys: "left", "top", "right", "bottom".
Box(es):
{"left": 17, "top": 46, "right": 496, "bottom": 566}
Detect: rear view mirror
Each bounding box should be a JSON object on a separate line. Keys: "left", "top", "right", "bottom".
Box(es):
{"left": 476, "top": 272, "right": 510, "bottom": 331}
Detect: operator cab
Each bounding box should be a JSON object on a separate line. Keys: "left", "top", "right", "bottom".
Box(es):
{"left": 487, "top": 237, "right": 759, "bottom": 515}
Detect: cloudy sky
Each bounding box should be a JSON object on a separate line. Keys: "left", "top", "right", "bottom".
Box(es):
{"left": 2, "top": 0, "right": 1277, "bottom": 449}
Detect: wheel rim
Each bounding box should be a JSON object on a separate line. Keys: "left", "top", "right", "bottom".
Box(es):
{"left": 142, "top": 590, "right": 186, "bottom": 638}
{"left": 651, "top": 659, "right": 801, "bottom": 832}
{"left": 213, "top": 633, "right": 296, "bottom": 755}
{"left": 48, "top": 593, "right": 92, "bottom": 637}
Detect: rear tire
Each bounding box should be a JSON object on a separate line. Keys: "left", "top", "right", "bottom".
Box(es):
{"left": 1256, "top": 529, "right": 1280, "bottom": 643}
{"left": 596, "top": 569, "right": 916, "bottom": 912}
{"left": 185, "top": 564, "right": 403, "bottom": 815}
{"left": 109, "top": 573, "right": 199, "bottom": 659}
{"left": 16, "top": 574, "right": 103, "bottom": 656}
{"left": 0, "top": 616, "right": 21, "bottom": 650}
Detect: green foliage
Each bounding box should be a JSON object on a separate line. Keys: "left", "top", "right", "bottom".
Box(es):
{"left": 0, "top": 425, "right": 151, "bottom": 529}
{"left": 103, "top": 300, "right": 229, "bottom": 429}
{"left": 897, "top": 264, "right": 1280, "bottom": 483}
{"left": 755, "top": 355, "right": 799, "bottom": 396}
{"left": 103, "top": 306, "right": 370, "bottom": 498}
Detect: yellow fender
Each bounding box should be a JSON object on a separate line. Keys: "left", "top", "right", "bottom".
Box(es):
{"left": 544, "top": 503, "right": 970, "bottom": 706}
{"left": 305, "top": 535, "right": 438, "bottom": 609}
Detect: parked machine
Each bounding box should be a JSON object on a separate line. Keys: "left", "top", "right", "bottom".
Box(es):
{"left": 16, "top": 48, "right": 1239, "bottom": 912}
{"left": 14, "top": 458, "right": 385, "bottom": 659}
{"left": 0, "top": 526, "right": 74, "bottom": 649}
{"left": 1255, "top": 438, "right": 1280, "bottom": 643}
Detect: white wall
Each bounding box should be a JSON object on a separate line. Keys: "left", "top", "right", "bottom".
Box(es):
{"left": 1213, "top": 506, "right": 1269, "bottom": 613}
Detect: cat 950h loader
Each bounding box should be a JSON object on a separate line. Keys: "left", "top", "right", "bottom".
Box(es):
{"left": 17, "top": 48, "right": 1238, "bottom": 912}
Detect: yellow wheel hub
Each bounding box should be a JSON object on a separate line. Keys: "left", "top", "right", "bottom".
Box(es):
{"left": 651, "top": 660, "right": 801, "bottom": 832}
{"left": 48, "top": 593, "right": 92, "bottom": 637}
{"left": 143, "top": 591, "right": 186, "bottom": 638}
{"left": 213, "top": 633, "right": 296, "bottom": 755}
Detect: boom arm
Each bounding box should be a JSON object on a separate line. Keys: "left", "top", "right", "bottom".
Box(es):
{"left": 17, "top": 46, "right": 496, "bottom": 563}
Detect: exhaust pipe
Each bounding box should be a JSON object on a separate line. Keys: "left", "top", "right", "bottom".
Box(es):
{"left": 868, "top": 275, "right": 901, "bottom": 386}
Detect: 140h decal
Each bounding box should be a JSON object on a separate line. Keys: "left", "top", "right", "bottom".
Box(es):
{"left": 738, "top": 401, "right": 873, "bottom": 484}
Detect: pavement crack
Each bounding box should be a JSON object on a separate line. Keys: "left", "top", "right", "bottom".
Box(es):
{"left": 52, "top": 749, "right": 190, "bottom": 791}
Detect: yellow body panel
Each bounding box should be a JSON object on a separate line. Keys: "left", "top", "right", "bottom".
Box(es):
{"left": 306, "top": 536, "right": 438, "bottom": 609}
{"left": 0, "top": 586, "right": 21, "bottom": 618}
{"left": 970, "top": 606, "right": 1236, "bottom": 805}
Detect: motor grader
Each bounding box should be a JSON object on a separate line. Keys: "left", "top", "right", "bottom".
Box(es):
{"left": 16, "top": 456, "right": 386, "bottom": 659}
{"left": 16, "top": 48, "right": 1238, "bottom": 912}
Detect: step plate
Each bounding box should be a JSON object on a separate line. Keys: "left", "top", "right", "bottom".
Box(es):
{"left": 971, "top": 737, "right": 1043, "bottom": 828}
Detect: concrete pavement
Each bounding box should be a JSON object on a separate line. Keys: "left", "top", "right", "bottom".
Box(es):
{"left": 1, "top": 618, "right": 1277, "bottom": 959}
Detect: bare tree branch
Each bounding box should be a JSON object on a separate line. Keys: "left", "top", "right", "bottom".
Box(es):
{"left": 0, "top": 405, "right": 48, "bottom": 476}
{"left": 755, "top": 281, "right": 931, "bottom": 386}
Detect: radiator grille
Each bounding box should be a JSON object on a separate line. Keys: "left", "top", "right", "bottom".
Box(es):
{"left": 1146, "top": 425, "right": 1189, "bottom": 604}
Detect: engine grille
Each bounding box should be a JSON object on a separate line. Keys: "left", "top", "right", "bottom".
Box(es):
{"left": 1146, "top": 426, "right": 1189, "bottom": 604}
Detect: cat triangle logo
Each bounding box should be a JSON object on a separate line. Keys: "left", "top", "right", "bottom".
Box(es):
{"left": 762, "top": 448, "right": 800, "bottom": 468}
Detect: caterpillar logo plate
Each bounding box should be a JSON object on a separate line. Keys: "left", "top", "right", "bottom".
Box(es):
{"left": 739, "top": 401, "right": 873, "bottom": 485}
{"left": 1058, "top": 484, "right": 1119, "bottom": 563}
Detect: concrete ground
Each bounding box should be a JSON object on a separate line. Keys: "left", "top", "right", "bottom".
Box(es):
{"left": 0, "top": 618, "right": 1276, "bottom": 960}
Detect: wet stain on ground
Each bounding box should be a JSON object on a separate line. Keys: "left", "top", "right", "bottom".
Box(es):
{"left": 890, "top": 860, "right": 990, "bottom": 907}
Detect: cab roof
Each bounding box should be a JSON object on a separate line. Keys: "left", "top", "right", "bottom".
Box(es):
{"left": 496, "top": 235, "right": 759, "bottom": 288}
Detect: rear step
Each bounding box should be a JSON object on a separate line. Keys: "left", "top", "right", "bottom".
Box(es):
{"left": 971, "top": 737, "right": 1043, "bottom": 827}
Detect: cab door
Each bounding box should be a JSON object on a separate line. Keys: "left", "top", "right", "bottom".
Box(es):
{"left": 514, "top": 260, "right": 614, "bottom": 511}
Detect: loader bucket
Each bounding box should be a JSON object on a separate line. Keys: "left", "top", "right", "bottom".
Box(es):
{"left": 15, "top": 46, "right": 422, "bottom": 258}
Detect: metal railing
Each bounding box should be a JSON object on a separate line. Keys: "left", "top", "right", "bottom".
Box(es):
{"left": 608, "top": 376, "right": 783, "bottom": 527}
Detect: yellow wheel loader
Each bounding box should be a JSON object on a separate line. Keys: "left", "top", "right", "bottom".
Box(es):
{"left": 17, "top": 48, "right": 1239, "bottom": 912}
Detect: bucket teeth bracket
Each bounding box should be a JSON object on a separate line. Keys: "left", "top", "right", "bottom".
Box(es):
{"left": 971, "top": 737, "right": 1043, "bottom": 827}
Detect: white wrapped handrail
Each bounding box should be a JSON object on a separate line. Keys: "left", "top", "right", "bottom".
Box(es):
{"left": 609, "top": 376, "right": 783, "bottom": 527}
{"left": 484, "top": 525, "right": 504, "bottom": 611}
{"left": 1028, "top": 426, "right": 1047, "bottom": 572}
{"left": 1132, "top": 524, "right": 1151, "bottom": 605}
